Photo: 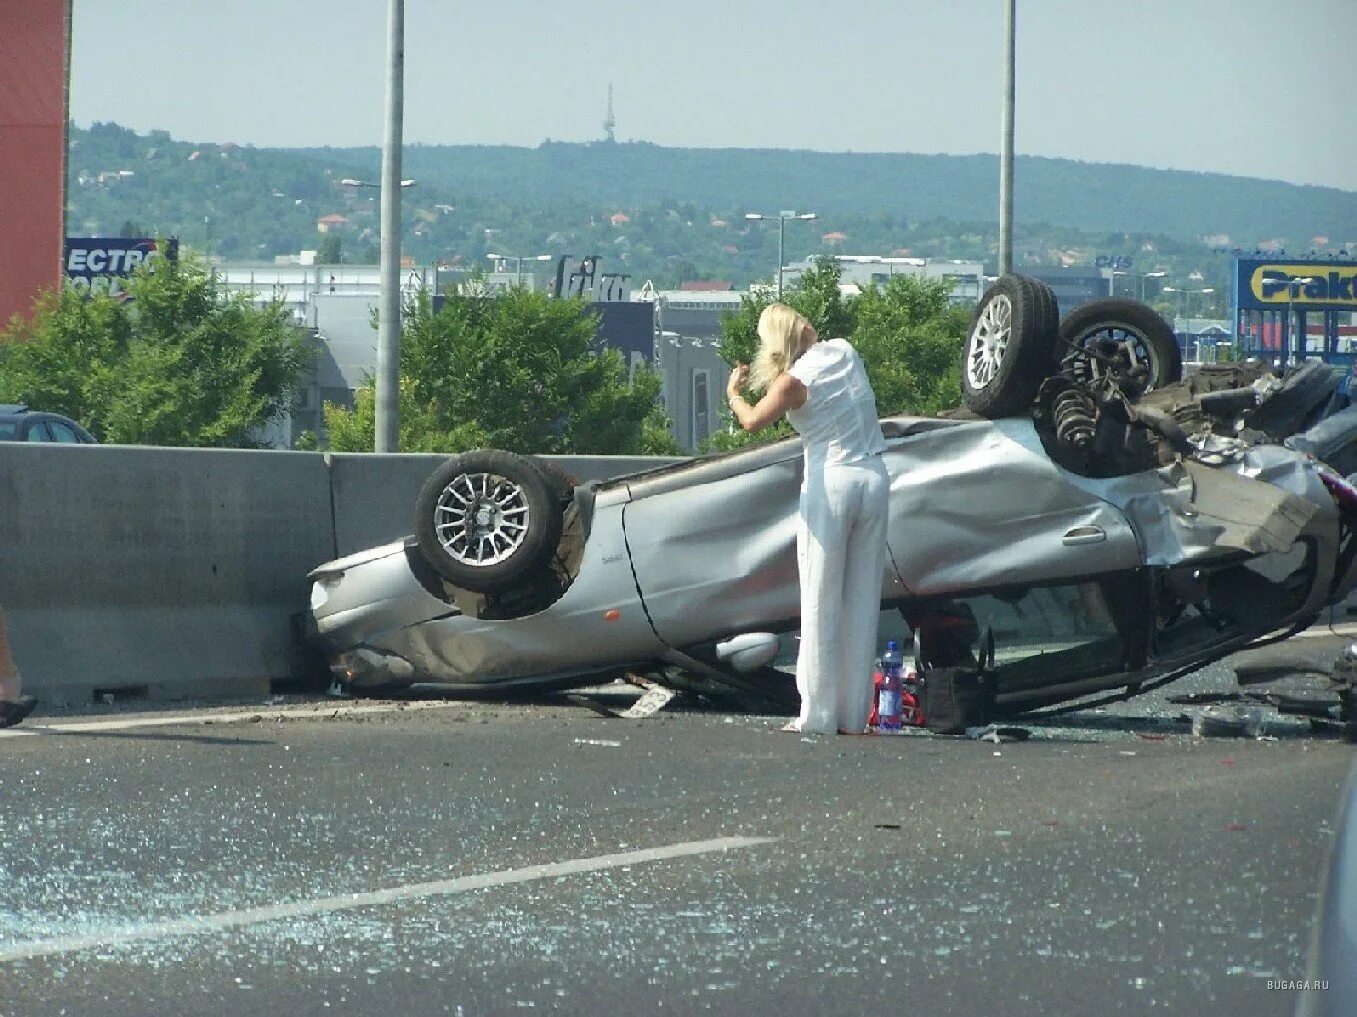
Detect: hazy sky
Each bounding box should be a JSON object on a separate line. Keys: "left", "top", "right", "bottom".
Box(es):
{"left": 69, "top": 0, "right": 1357, "bottom": 192}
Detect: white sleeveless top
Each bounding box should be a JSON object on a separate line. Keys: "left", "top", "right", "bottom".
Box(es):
{"left": 785, "top": 338, "right": 887, "bottom": 468}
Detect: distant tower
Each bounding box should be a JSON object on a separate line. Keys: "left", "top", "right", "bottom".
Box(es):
{"left": 603, "top": 84, "right": 616, "bottom": 144}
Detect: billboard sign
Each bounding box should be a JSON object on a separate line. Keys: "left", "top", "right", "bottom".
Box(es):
{"left": 63, "top": 238, "right": 179, "bottom": 298}
{"left": 1235, "top": 258, "right": 1357, "bottom": 312}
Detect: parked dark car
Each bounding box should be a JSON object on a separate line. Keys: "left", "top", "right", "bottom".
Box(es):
{"left": 0, "top": 404, "right": 96, "bottom": 444}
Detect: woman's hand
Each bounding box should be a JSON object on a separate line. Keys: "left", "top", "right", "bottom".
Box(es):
{"left": 727, "top": 363, "right": 750, "bottom": 400}
{"left": 728, "top": 371, "right": 807, "bottom": 433}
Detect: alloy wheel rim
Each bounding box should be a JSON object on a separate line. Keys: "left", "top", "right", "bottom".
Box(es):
{"left": 434, "top": 472, "right": 531, "bottom": 566}
{"left": 966, "top": 295, "right": 1012, "bottom": 389}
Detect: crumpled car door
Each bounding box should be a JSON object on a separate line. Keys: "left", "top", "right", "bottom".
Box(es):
{"left": 883, "top": 419, "right": 1144, "bottom": 595}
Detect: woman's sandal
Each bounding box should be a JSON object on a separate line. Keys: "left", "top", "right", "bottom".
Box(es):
{"left": 0, "top": 696, "right": 37, "bottom": 729}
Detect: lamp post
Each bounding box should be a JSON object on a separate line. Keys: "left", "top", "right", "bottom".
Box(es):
{"left": 375, "top": 0, "right": 405, "bottom": 453}
{"left": 744, "top": 211, "right": 817, "bottom": 298}
{"left": 486, "top": 253, "right": 552, "bottom": 289}
{"left": 1164, "top": 286, "right": 1215, "bottom": 359}
{"left": 998, "top": 0, "right": 1016, "bottom": 276}
{"left": 1161, "top": 287, "right": 1185, "bottom": 344}
{"left": 339, "top": 178, "right": 415, "bottom": 189}
{"left": 1286, "top": 276, "right": 1318, "bottom": 365}
{"left": 1140, "top": 270, "right": 1167, "bottom": 302}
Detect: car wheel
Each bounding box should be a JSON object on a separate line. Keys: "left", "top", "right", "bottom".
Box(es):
{"left": 414, "top": 449, "right": 565, "bottom": 593}
{"left": 1057, "top": 298, "right": 1182, "bottom": 397}
{"left": 961, "top": 274, "right": 1059, "bottom": 419}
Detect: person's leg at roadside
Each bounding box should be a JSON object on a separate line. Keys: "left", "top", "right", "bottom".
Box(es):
{"left": 834, "top": 461, "right": 890, "bottom": 734}
{"left": 0, "top": 606, "right": 37, "bottom": 728}
{"left": 792, "top": 468, "right": 852, "bottom": 735}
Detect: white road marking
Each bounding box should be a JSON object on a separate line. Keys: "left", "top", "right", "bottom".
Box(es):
{"left": 0, "top": 836, "right": 774, "bottom": 963}
{"left": 0, "top": 700, "right": 465, "bottom": 738}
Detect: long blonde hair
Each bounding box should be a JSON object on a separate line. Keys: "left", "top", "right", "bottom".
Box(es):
{"left": 750, "top": 303, "right": 812, "bottom": 391}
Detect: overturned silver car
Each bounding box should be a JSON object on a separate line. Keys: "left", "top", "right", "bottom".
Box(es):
{"left": 307, "top": 274, "right": 1357, "bottom": 719}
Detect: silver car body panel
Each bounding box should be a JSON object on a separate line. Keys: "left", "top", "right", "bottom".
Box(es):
{"left": 357, "top": 500, "right": 666, "bottom": 687}
{"left": 307, "top": 414, "right": 1351, "bottom": 690}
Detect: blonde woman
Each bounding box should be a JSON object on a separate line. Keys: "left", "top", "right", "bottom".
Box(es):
{"left": 726, "top": 303, "right": 889, "bottom": 735}
{"left": 0, "top": 606, "right": 36, "bottom": 728}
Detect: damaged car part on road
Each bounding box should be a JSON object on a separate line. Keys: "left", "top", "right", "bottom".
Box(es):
{"left": 306, "top": 274, "right": 1357, "bottom": 721}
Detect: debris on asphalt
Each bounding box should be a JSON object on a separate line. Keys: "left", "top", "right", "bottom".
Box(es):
{"left": 618, "top": 675, "right": 680, "bottom": 720}
{"left": 965, "top": 725, "right": 1031, "bottom": 743}
{"left": 1192, "top": 708, "right": 1248, "bottom": 738}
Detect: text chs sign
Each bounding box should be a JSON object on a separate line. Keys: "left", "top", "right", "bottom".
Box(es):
{"left": 63, "top": 238, "right": 179, "bottom": 298}
{"left": 1235, "top": 258, "right": 1357, "bottom": 312}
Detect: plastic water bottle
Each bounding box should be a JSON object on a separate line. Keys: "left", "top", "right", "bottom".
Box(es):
{"left": 877, "top": 640, "right": 904, "bottom": 731}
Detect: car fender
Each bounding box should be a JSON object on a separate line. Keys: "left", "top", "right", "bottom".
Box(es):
{"left": 374, "top": 493, "right": 666, "bottom": 685}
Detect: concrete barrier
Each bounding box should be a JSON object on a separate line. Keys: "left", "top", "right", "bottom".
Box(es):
{"left": 0, "top": 443, "right": 336, "bottom": 705}
{"left": 0, "top": 444, "right": 681, "bottom": 704}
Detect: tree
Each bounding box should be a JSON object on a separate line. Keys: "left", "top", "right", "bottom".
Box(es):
{"left": 0, "top": 253, "right": 310, "bottom": 447}
{"left": 850, "top": 274, "right": 967, "bottom": 416}
{"left": 317, "top": 233, "right": 343, "bottom": 264}
{"left": 321, "top": 288, "right": 682, "bottom": 456}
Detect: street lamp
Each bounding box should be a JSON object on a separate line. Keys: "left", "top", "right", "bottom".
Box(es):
{"left": 744, "top": 210, "right": 817, "bottom": 298}
{"left": 1140, "top": 270, "right": 1167, "bottom": 302}
{"left": 486, "top": 253, "right": 552, "bottom": 289}
{"left": 1286, "top": 276, "right": 1318, "bottom": 365}
{"left": 369, "top": 0, "right": 406, "bottom": 452}
{"left": 339, "top": 178, "right": 415, "bottom": 189}
{"left": 1164, "top": 286, "right": 1216, "bottom": 358}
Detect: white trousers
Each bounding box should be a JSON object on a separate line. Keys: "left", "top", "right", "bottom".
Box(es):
{"left": 794, "top": 456, "right": 890, "bottom": 734}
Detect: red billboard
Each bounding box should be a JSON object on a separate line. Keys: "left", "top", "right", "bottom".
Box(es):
{"left": 0, "top": 0, "right": 69, "bottom": 329}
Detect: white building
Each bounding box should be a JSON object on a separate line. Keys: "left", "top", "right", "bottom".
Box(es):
{"left": 781, "top": 255, "right": 986, "bottom": 306}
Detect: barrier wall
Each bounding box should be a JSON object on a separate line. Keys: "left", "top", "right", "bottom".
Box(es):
{"left": 0, "top": 445, "right": 678, "bottom": 704}
{"left": 0, "top": 444, "right": 335, "bottom": 704}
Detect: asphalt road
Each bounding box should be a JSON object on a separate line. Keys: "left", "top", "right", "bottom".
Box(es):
{"left": 1, "top": 640, "right": 1354, "bottom": 1017}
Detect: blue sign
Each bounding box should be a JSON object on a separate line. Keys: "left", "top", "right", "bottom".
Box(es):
{"left": 63, "top": 237, "right": 178, "bottom": 297}
{"left": 1094, "top": 255, "right": 1134, "bottom": 271}
{"left": 1235, "top": 257, "right": 1357, "bottom": 313}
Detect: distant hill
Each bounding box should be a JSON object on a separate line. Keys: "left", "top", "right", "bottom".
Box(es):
{"left": 289, "top": 141, "right": 1357, "bottom": 245}
{"left": 66, "top": 123, "right": 1352, "bottom": 295}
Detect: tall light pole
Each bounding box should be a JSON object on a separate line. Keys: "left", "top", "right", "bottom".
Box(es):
{"left": 1286, "top": 276, "right": 1318, "bottom": 365}
{"left": 744, "top": 211, "right": 817, "bottom": 298}
{"left": 998, "top": 0, "right": 1016, "bottom": 276}
{"left": 339, "top": 178, "right": 415, "bottom": 189}
{"left": 1140, "top": 270, "right": 1167, "bottom": 302}
{"left": 486, "top": 253, "right": 552, "bottom": 289}
{"left": 375, "top": 0, "right": 405, "bottom": 453}
{"left": 1164, "top": 286, "right": 1214, "bottom": 358}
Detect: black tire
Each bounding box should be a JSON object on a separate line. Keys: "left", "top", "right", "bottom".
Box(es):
{"left": 414, "top": 449, "right": 564, "bottom": 594}
{"left": 1057, "top": 298, "right": 1182, "bottom": 396}
{"left": 961, "top": 274, "right": 1060, "bottom": 418}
